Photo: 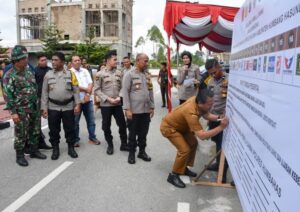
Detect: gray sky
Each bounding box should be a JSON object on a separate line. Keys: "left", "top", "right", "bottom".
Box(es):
{"left": 0, "top": 0, "right": 245, "bottom": 55}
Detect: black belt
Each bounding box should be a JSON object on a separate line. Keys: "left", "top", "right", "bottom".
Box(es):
{"left": 49, "top": 97, "right": 74, "bottom": 106}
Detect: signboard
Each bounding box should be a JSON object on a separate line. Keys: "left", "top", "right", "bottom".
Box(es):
{"left": 224, "top": 0, "right": 300, "bottom": 211}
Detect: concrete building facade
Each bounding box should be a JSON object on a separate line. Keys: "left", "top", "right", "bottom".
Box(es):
{"left": 16, "top": 0, "right": 133, "bottom": 61}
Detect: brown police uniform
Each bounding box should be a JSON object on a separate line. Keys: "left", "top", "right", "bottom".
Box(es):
{"left": 160, "top": 96, "right": 204, "bottom": 174}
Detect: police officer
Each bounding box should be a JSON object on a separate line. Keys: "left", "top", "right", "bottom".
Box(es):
{"left": 160, "top": 87, "right": 229, "bottom": 188}
{"left": 122, "top": 53, "right": 154, "bottom": 164}
{"left": 177, "top": 51, "right": 201, "bottom": 104}
{"left": 41, "top": 52, "right": 80, "bottom": 160}
{"left": 3, "top": 45, "right": 47, "bottom": 167}
{"left": 94, "top": 50, "right": 128, "bottom": 155}
{"left": 206, "top": 59, "right": 229, "bottom": 180}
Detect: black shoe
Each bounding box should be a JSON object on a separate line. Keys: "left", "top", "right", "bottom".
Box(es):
{"left": 161, "top": 105, "right": 166, "bottom": 108}
{"left": 51, "top": 146, "right": 60, "bottom": 160}
{"left": 184, "top": 168, "right": 197, "bottom": 177}
{"left": 38, "top": 142, "right": 52, "bottom": 150}
{"left": 206, "top": 162, "right": 219, "bottom": 172}
{"left": 230, "top": 181, "right": 235, "bottom": 187}
{"left": 137, "top": 151, "right": 151, "bottom": 162}
{"left": 68, "top": 144, "right": 78, "bottom": 158}
{"left": 128, "top": 152, "right": 135, "bottom": 164}
{"left": 106, "top": 145, "right": 114, "bottom": 155}
{"left": 30, "top": 150, "right": 47, "bottom": 159}
{"left": 16, "top": 150, "right": 28, "bottom": 167}
{"left": 167, "top": 173, "right": 186, "bottom": 188}
{"left": 0, "top": 121, "right": 10, "bottom": 130}
{"left": 120, "top": 144, "right": 129, "bottom": 151}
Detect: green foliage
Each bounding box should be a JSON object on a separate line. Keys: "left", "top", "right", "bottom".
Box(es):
{"left": 0, "top": 34, "right": 9, "bottom": 62}
{"left": 135, "top": 36, "right": 145, "bottom": 48}
{"left": 73, "top": 27, "right": 110, "bottom": 65}
{"left": 74, "top": 43, "right": 109, "bottom": 65}
{"left": 156, "top": 46, "right": 166, "bottom": 63}
{"left": 40, "top": 24, "right": 63, "bottom": 58}
{"left": 146, "top": 25, "right": 165, "bottom": 46}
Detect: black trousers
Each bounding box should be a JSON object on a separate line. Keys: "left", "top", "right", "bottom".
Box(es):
{"left": 127, "top": 113, "right": 150, "bottom": 152}
{"left": 48, "top": 109, "right": 76, "bottom": 145}
{"left": 160, "top": 86, "right": 168, "bottom": 106}
{"left": 209, "top": 121, "right": 228, "bottom": 168}
{"left": 100, "top": 106, "right": 127, "bottom": 145}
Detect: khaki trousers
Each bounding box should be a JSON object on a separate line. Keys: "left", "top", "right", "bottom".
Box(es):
{"left": 160, "top": 121, "right": 198, "bottom": 174}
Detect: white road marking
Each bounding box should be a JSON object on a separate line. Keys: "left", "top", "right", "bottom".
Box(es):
{"left": 177, "top": 202, "right": 190, "bottom": 212}
{"left": 179, "top": 175, "right": 191, "bottom": 184}
{"left": 2, "top": 161, "right": 73, "bottom": 212}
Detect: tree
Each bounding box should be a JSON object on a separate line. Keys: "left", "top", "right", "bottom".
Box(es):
{"left": 134, "top": 36, "right": 145, "bottom": 51}
{"left": 74, "top": 27, "right": 110, "bottom": 65}
{"left": 157, "top": 46, "right": 166, "bottom": 62}
{"left": 40, "top": 24, "right": 63, "bottom": 58}
{"left": 146, "top": 25, "right": 165, "bottom": 47}
{"left": 192, "top": 50, "right": 205, "bottom": 66}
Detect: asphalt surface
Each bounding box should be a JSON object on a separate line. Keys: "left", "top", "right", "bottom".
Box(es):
{"left": 0, "top": 80, "right": 242, "bottom": 212}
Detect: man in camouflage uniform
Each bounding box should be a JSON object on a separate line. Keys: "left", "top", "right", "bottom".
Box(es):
{"left": 122, "top": 53, "right": 154, "bottom": 164}
{"left": 3, "top": 45, "right": 47, "bottom": 167}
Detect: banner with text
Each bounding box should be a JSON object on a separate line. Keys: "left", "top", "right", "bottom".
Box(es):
{"left": 224, "top": 0, "right": 300, "bottom": 211}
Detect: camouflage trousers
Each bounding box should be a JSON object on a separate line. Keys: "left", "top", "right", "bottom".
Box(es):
{"left": 14, "top": 110, "right": 40, "bottom": 150}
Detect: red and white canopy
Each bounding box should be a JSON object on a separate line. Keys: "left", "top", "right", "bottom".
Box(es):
{"left": 163, "top": 1, "right": 239, "bottom": 52}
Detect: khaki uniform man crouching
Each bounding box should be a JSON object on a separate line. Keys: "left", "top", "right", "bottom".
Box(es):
{"left": 160, "top": 87, "right": 229, "bottom": 188}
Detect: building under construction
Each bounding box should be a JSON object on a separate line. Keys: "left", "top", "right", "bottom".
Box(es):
{"left": 16, "top": 0, "right": 133, "bottom": 61}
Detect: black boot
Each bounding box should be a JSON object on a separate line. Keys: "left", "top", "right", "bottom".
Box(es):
{"left": 16, "top": 150, "right": 28, "bottom": 167}
{"left": 137, "top": 149, "right": 151, "bottom": 162}
{"left": 68, "top": 143, "right": 78, "bottom": 158}
{"left": 167, "top": 173, "right": 186, "bottom": 188}
{"left": 30, "top": 146, "right": 47, "bottom": 159}
{"left": 0, "top": 121, "right": 10, "bottom": 130}
{"left": 106, "top": 141, "right": 114, "bottom": 155}
{"left": 38, "top": 131, "right": 52, "bottom": 150}
{"left": 38, "top": 140, "right": 52, "bottom": 150}
{"left": 184, "top": 168, "right": 197, "bottom": 177}
{"left": 128, "top": 151, "right": 136, "bottom": 164}
{"left": 24, "top": 142, "right": 30, "bottom": 155}
{"left": 51, "top": 145, "right": 60, "bottom": 160}
{"left": 120, "top": 143, "right": 129, "bottom": 151}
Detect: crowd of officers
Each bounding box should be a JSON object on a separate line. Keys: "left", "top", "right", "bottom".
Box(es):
{"left": 2, "top": 45, "right": 230, "bottom": 189}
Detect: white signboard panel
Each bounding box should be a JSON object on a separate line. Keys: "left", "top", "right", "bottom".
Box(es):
{"left": 224, "top": 0, "right": 300, "bottom": 211}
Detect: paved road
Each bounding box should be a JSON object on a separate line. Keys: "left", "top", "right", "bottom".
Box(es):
{"left": 0, "top": 80, "right": 242, "bottom": 212}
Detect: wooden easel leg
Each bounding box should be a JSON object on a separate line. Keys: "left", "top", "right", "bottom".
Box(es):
{"left": 216, "top": 150, "right": 226, "bottom": 184}
{"left": 193, "top": 150, "right": 233, "bottom": 188}
{"left": 194, "top": 150, "right": 221, "bottom": 181}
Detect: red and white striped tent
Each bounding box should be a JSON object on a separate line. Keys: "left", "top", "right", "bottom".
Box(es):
{"left": 163, "top": 0, "right": 239, "bottom": 111}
